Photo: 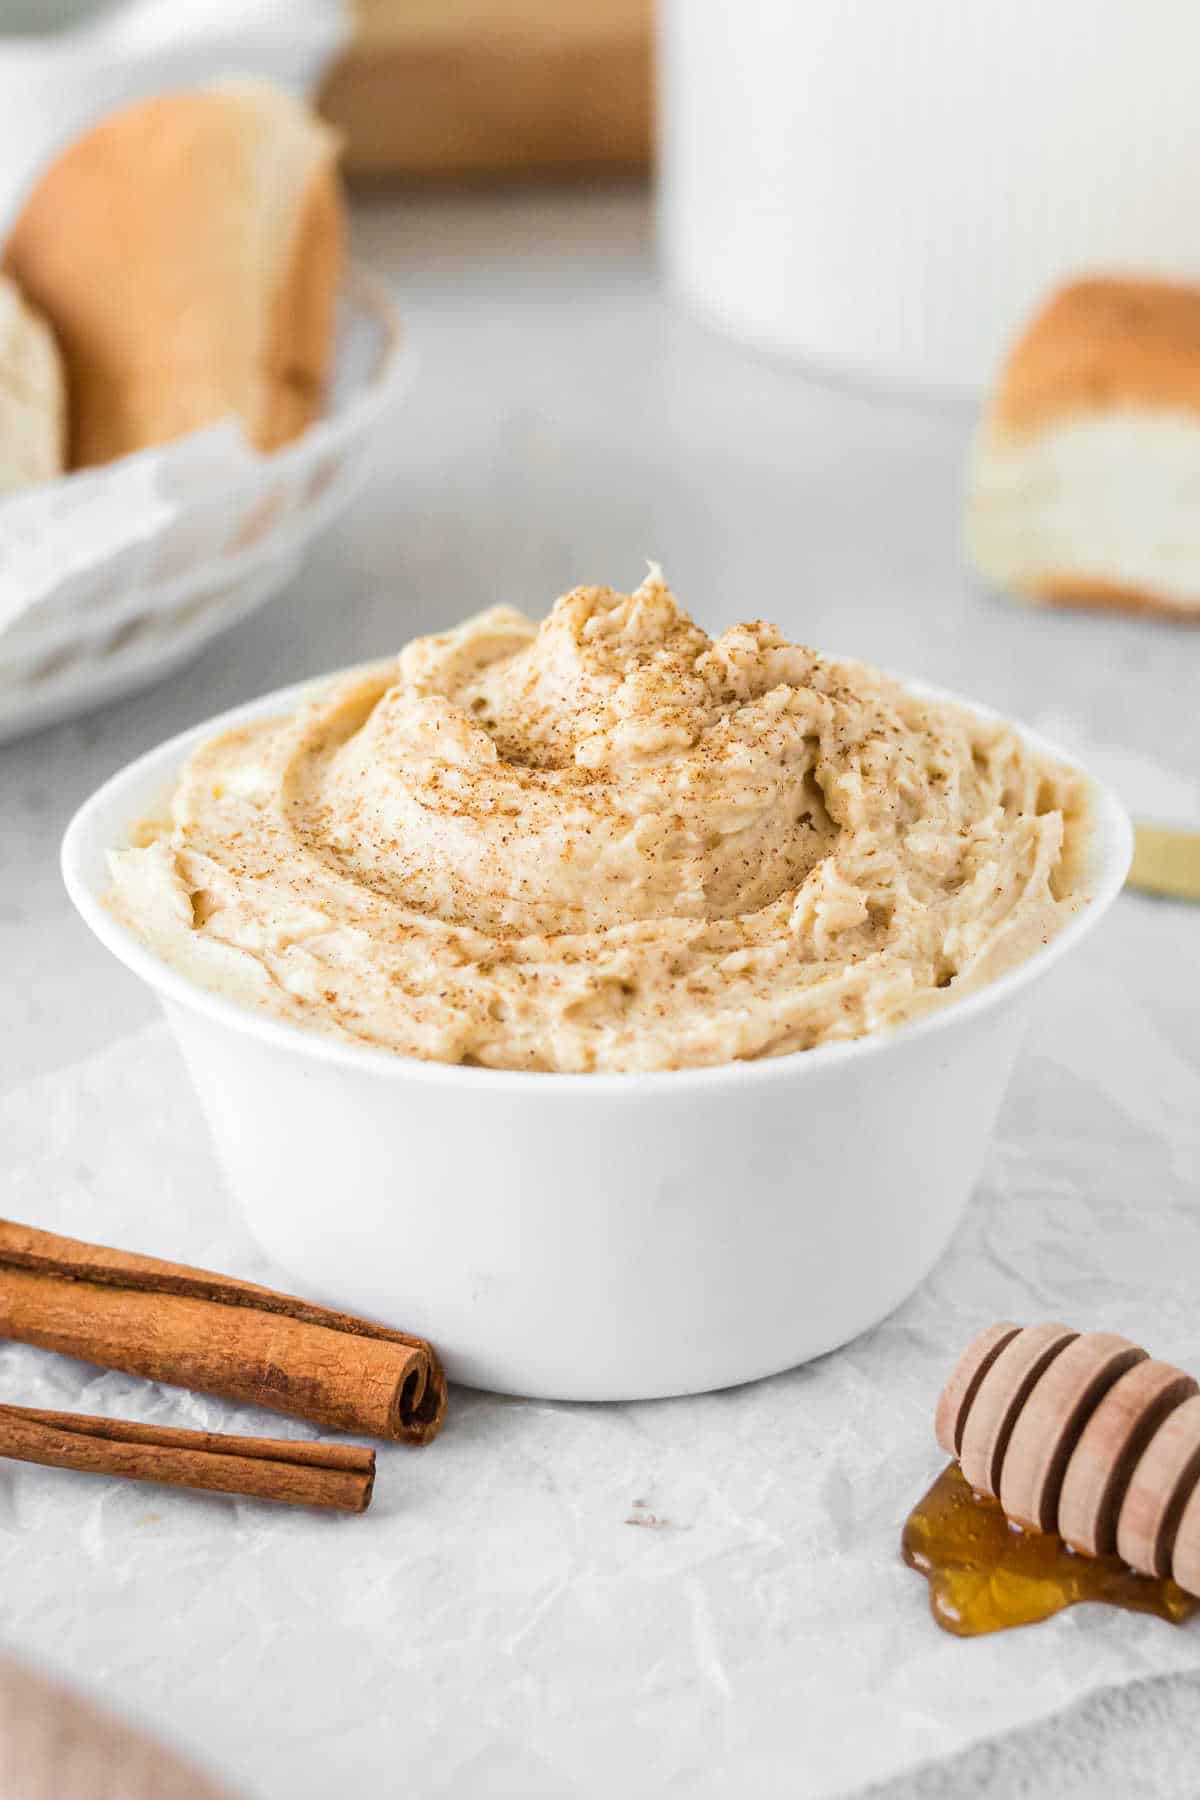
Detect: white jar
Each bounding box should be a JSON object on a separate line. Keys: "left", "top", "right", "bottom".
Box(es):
{"left": 659, "top": 0, "right": 1200, "bottom": 392}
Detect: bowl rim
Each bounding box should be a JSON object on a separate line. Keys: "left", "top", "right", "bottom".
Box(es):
{"left": 61, "top": 666, "right": 1134, "bottom": 1094}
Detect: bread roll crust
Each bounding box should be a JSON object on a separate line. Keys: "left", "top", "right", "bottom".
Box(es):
{"left": 259, "top": 157, "right": 343, "bottom": 453}
{"left": 994, "top": 277, "right": 1200, "bottom": 438}
{"left": 3, "top": 82, "right": 342, "bottom": 469}
{"left": 1028, "top": 572, "right": 1200, "bottom": 622}
{"left": 969, "top": 275, "right": 1200, "bottom": 618}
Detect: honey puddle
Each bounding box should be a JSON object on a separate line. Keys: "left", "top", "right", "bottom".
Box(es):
{"left": 903, "top": 1463, "right": 1199, "bottom": 1636}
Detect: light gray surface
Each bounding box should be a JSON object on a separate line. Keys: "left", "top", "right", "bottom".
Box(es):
{"left": 2, "top": 190, "right": 1199, "bottom": 1796}
{"left": 862, "top": 1670, "right": 1200, "bottom": 1800}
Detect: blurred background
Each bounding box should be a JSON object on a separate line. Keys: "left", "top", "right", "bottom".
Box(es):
{"left": 3, "top": 0, "right": 1198, "bottom": 1076}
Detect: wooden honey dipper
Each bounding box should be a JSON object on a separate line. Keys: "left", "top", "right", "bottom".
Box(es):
{"left": 936, "top": 1322, "right": 1200, "bottom": 1595}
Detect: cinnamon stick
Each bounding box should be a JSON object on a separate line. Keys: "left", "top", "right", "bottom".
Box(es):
{"left": 0, "top": 1403, "right": 375, "bottom": 1512}
{"left": 0, "top": 1220, "right": 446, "bottom": 1444}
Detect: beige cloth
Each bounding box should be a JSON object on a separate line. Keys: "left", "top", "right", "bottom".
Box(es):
{"left": 0, "top": 1657, "right": 233, "bottom": 1800}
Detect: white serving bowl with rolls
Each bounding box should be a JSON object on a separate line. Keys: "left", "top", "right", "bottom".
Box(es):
{"left": 0, "top": 78, "right": 405, "bottom": 740}
{"left": 61, "top": 650, "right": 1132, "bottom": 1402}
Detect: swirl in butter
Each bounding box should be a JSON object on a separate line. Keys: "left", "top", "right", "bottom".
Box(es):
{"left": 108, "top": 575, "right": 1089, "bottom": 1072}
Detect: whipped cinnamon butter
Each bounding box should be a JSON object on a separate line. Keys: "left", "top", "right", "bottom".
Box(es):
{"left": 107, "top": 575, "right": 1090, "bottom": 1072}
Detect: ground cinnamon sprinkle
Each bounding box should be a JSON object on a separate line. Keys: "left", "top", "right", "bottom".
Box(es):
{"left": 106, "top": 572, "right": 1089, "bottom": 1072}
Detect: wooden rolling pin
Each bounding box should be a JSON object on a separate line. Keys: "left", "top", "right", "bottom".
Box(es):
{"left": 936, "top": 1322, "right": 1200, "bottom": 1595}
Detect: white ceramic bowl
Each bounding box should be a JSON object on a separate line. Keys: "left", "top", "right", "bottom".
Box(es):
{"left": 62, "top": 682, "right": 1133, "bottom": 1401}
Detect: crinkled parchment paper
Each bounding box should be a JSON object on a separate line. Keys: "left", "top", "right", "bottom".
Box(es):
{"left": 1, "top": 888, "right": 1198, "bottom": 1799}
{"left": 0, "top": 429, "right": 235, "bottom": 638}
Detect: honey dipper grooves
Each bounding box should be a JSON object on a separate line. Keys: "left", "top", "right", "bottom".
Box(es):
{"left": 936, "top": 1321, "right": 1200, "bottom": 1584}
